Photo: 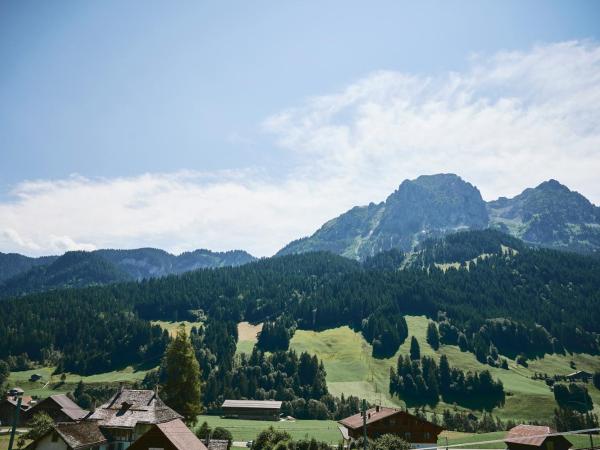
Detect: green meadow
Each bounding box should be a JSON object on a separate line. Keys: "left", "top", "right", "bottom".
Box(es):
{"left": 287, "top": 316, "right": 600, "bottom": 423}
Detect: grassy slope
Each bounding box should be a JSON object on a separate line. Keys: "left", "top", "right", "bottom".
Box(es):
{"left": 6, "top": 366, "right": 150, "bottom": 399}
{"left": 289, "top": 316, "right": 600, "bottom": 423}
{"left": 152, "top": 320, "right": 204, "bottom": 337}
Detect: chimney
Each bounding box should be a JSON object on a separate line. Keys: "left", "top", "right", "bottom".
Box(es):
{"left": 367, "top": 413, "right": 371, "bottom": 419}
{"left": 376, "top": 405, "right": 380, "bottom": 413}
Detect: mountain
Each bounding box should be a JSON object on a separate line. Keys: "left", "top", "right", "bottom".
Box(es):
{"left": 278, "top": 174, "right": 489, "bottom": 260}
{"left": 278, "top": 174, "right": 600, "bottom": 259}
{"left": 0, "top": 251, "right": 131, "bottom": 298}
{"left": 95, "top": 248, "right": 257, "bottom": 280}
{"left": 0, "top": 247, "right": 257, "bottom": 298}
{"left": 0, "top": 252, "right": 58, "bottom": 283}
{"left": 487, "top": 179, "right": 600, "bottom": 253}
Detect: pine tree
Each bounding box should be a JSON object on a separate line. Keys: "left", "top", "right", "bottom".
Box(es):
{"left": 426, "top": 322, "right": 440, "bottom": 350}
{"left": 410, "top": 337, "right": 421, "bottom": 360}
{"left": 163, "top": 324, "right": 202, "bottom": 425}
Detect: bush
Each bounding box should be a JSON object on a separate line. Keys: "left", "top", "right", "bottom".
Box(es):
{"left": 374, "top": 434, "right": 411, "bottom": 450}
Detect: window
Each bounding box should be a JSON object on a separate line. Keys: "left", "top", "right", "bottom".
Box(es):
{"left": 405, "top": 432, "right": 411, "bottom": 440}
{"left": 51, "top": 432, "right": 59, "bottom": 442}
{"left": 425, "top": 432, "right": 431, "bottom": 440}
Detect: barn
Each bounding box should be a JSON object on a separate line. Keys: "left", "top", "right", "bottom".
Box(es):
{"left": 221, "top": 400, "right": 282, "bottom": 421}
{"left": 338, "top": 406, "right": 443, "bottom": 445}
{"left": 25, "top": 394, "right": 88, "bottom": 424}
{"left": 504, "top": 425, "right": 572, "bottom": 450}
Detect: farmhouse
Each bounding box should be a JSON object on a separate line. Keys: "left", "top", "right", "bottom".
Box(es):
{"left": 25, "top": 394, "right": 88, "bottom": 424}
{"left": 128, "top": 418, "right": 208, "bottom": 450}
{"left": 338, "top": 406, "right": 443, "bottom": 445}
{"left": 87, "top": 388, "right": 182, "bottom": 443}
{"left": 25, "top": 421, "right": 108, "bottom": 450}
{"left": 504, "top": 425, "right": 572, "bottom": 450}
{"left": 221, "top": 399, "right": 282, "bottom": 421}
{"left": 0, "top": 391, "right": 32, "bottom": 427}
{"left": 566, "top": 370, "right": 592, "bottom": 382}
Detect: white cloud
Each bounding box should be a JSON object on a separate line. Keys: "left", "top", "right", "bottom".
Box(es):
{"left": 1, "top": 41, "right": 600, "bottom": 257}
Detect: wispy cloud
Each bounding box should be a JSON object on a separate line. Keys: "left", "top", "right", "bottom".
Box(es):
{"left": 2, "top": 41, "right": 599, "bottom": 256}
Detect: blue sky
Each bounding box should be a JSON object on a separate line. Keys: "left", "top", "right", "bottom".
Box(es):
{"left": 1, "top": 1, "right": 600, "bottom": 256}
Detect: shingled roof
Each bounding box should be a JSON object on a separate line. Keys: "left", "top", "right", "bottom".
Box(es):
{"left": 505, "top": 425, "right": 564, "bottom": 446}
{"left": 128, "top": 419, "right": 208, "bottom": 450}
{"left": 339, "top": 406, "right": 443, "bottom": 431}
{"left": 25, "top": 422, "right": 108, "bottom": 450}
{"left": 47, "top": 394, "right": 89, "bottom": 420}
{"left": 88, "top": 389, "right": 181, "bottom": 428}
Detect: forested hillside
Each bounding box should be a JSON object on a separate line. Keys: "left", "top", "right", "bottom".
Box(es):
{"left": 1, "top": 230, "right": 599, "bottom": 376}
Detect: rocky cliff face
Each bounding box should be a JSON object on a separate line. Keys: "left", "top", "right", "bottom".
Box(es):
{"left": 279, "top": 175, "right": 600, "bottom": 259}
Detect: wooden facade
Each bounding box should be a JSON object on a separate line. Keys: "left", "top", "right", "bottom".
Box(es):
{"left": 221, "top": 400, "right": 282, "bottom": 421}
{"left": 339, "top": 406, "right": 443, "bottom": 444}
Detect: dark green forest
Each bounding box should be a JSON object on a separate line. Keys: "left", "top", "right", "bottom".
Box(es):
{"left": 1, "top": 230, "right": 599, "bottom": 375}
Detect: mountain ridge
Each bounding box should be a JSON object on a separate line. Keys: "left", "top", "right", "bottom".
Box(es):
{"left": 279, "top": 174, "right": 600, "bottom": 259}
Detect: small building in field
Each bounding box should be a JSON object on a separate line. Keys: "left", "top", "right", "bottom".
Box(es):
{"left": 338, "top": 406, "right": 443, "bottom": 445}
{"left": 566, "top": 370, "right": 592, "bottom": 382}
{"left": 504, "top": 425, "right": 572, "bottom": 450}
{"left": 25, "top": 421, "right": 108, "bottom": 450}
{"left": 0, "top": 393, "right": 32, "bottom": 427}
{"left": 221, "top": 400, "right": 282, "bottom": 421}
{"left": 25, "top": 394, "right": 88, "bottom": 424}
{"left": 128, "top": 418, "right": 208, "bottom": 450}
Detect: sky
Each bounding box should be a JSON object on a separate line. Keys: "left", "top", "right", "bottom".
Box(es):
{"left": 1, "top": 0, "right": 600, "bottom": 257}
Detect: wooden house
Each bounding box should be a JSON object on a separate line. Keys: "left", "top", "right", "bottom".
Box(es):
{"left": 25, "top": 421, "right": 108, "bottom": 450}
{"left": 504, "top": 425, "right": 572, "bottom": 450}
{"left": 25, "top": 394, "right": 88, "bottom": 424}
{"left": 87, "top": 388, "right": 182, "bottom": 445}
{"left": 221, "top": 400, "right": 282, "bottom": 421}
{"left": 0, "top": 393, "right": 32, "bottom": 427}
{"left": 128, "top": 418, "right": 208, "bottom": 450}
{"left": 338, "top": 406, "right": 443, "bottom": 445}
{"left": 566, "top": 370, "right": 592, "bottom": 383}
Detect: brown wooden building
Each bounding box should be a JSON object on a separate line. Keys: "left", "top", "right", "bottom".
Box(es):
{"left": 221, "top": 400, "right": 282, "bottom": 421}
{"left": 128, "top": 419, "right": 208, "bottom": 450}
{"left": 338, "top": 406, "right": 443, "bottom": 444}
{"left": 25, "top": 394, "right": 88, "bottom": 424}
{"left": 0, "top": 393, "right": 32, "bottom": 427}
{"left": 504, "top": 425, "right": 572, "bottom": 450}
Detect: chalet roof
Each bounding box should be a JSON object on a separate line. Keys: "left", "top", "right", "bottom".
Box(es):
{"left": 338, "top": 407, "right": 443, "bottom": 431}
{"left": 566, "top": 370, "right": 592, "bottom": 377}
{"left": 40, "top": 394, "right": 89, "bottom": 420}
{"left": 505, "top": 425, "right": 569, "bottom": 447}
{"left": 128, "top": 419, "right": 207, "bottom": 450}
{"left": 88, "top": 389, "right": 181, "bottom": 428}
{"left": 222, "top": 400, "right": 282, "bottom": 409}
{"left": 4, "top": 395, "right": 33, "bottom": 410}
{"left": 25, "top": 422, "right": 108, "bottom": 450}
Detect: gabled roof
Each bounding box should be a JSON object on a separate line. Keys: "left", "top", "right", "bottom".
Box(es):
{"left": 40, "top": 394, "right": 89, "bottom": 420}
{"left": 505, "top": 425, "right": 569, "bottom": 447}
{"left": 338, "top": 407, "right": 443, "bottom": 432}
{"left": 4, "top": 395, "right": 33, "bottom": 410}
{"left": 25, "top": 422, "right": 108, "bottom": 450}
{"left": 222, "top": 400, "right": 282, "bottom": 409}
{"left": 129, "top": 419, "right": 207, "bottom": 450}
{"left": 88, "top": 389, "right": 181, "bottom": 428}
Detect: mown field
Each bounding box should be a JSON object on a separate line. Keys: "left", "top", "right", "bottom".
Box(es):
{"left": 287, "top": 315, "right": 600, "bottom": 423}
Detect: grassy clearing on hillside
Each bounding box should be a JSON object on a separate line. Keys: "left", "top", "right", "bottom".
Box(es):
{"left": 6, "top": 366, "right": 151, "bottom": 399}
{"left": 236, "top": 321, "right": 262, "bottom": 355}
{"left": 194, "top": 416, "right": 342, "bottom": 443}
{"left": 290, "top": 316, "right": 600, "bottom": 423}
{"left": 152, "top": 320, "right": 203, "bottom": 336}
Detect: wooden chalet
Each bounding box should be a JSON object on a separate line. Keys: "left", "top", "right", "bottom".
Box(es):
{"left": 566, "top": 370, "right": 592, "bottom": 383}
{"left": 221, "top": 399, "right": 282, "bottom": 421}
{"left": 25, "top": 421, "right": 108, "bottom": 450}
{"left": 87, "top": 388, "right": 182, "bottom": 444}
{"left": 25, "top": 394, "right": 88, "bottom": 424}
{"left": 0, "top": 392, "right": 32, "bottom": 427}
{"left": 504, "top": 425, "right": 572, "bottom": 450}
{"left": 338, "top": 406, "right": 443, "bottom": 445}
{"left": 128, "top": 418, "right": 208, "bottom": 450}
